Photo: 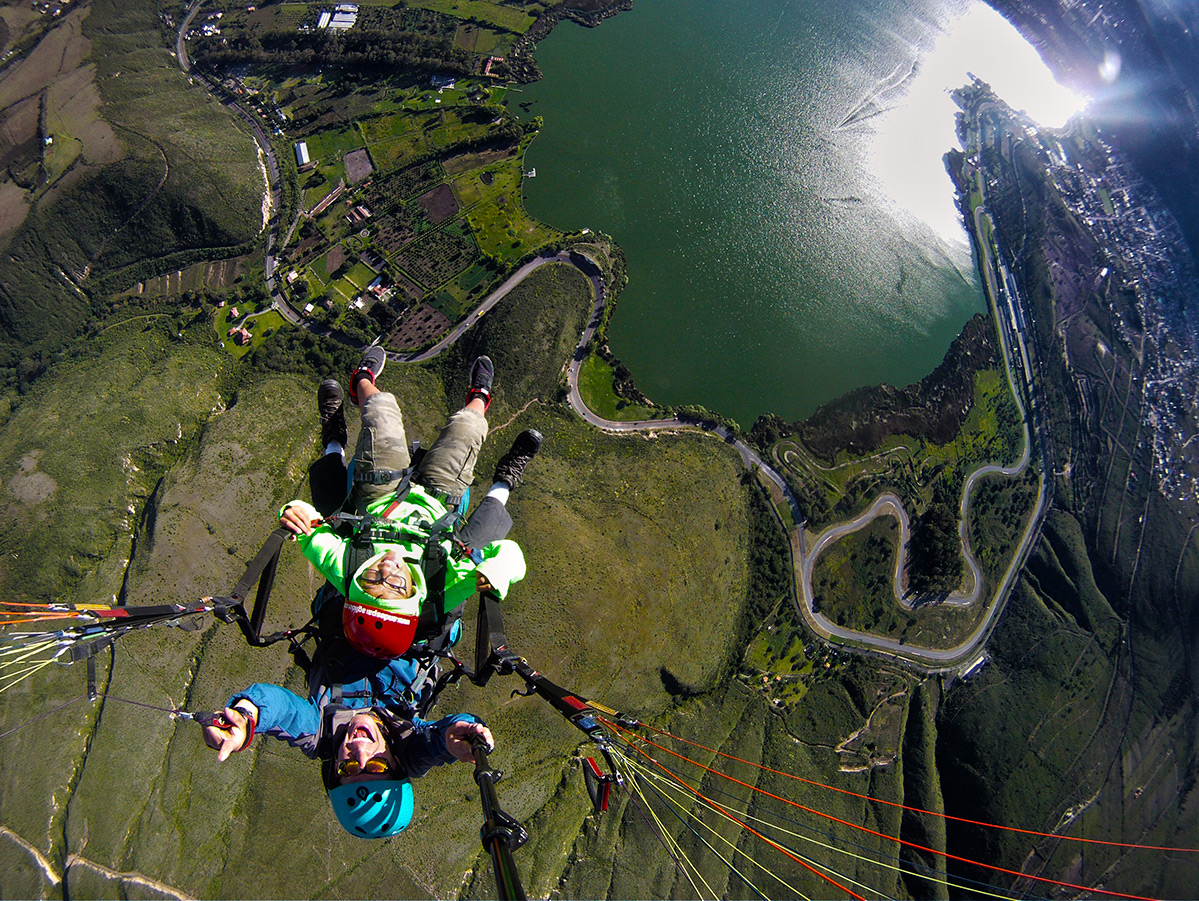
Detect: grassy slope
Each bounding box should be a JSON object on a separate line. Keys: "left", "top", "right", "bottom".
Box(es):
{"left": 0, "top": 0, "right": 262, "bottom": 370}
{"left": 0, "top": 259, "right": 776, "bottom": 898}
{"left": 933, "top": 118, "right": 1199, "bottom": 895}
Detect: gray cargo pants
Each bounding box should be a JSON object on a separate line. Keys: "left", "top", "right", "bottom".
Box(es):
{"left": 350, "top": 392, "right": 511, "bottom": 548}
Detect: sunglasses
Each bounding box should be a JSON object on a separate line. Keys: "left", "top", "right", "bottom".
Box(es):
{"left": 338, "top": 755, "right": 392, "bottom": 777}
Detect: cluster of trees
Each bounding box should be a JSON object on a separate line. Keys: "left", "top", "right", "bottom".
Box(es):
{"left": 735, "top": 474, "right": 793, "bottom": 655}
{"left": 194, "top": 27, "right": 472, "bottom": 76}
{"left": 906, "top": 501, "right": 963, "bottom": 598}
{"left": 355, "top": 5, "right": 457, "bottom": 39}
{"left": 247, "top": 327, "right": 357, "bottom": 382}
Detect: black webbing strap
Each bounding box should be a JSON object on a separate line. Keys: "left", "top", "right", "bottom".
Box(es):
{"left": 354, "top": 468, "right": 409, "bottom": 485}
{"left": 470, "top": 592, "right": 614, "bottom": 744}
{"left": 233, "top": 529, "right": 288, "bottom": 594}
{"left": 212, "top": 528, "right": 291, "bottom": 646}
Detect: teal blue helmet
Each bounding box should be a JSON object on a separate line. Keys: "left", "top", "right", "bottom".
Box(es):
{"left": 328, "top": 779, "right": 414, "bottom": 839}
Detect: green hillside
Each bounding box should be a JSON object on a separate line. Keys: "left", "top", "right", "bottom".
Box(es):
{"left": 0, "top": 265, "right": 824, "bottom": 897}
{"left": 1, "top": 1, "right": 1198, "bottom": 898}
{"left": 0, "top": 0, "right": 263, "bottom": 386}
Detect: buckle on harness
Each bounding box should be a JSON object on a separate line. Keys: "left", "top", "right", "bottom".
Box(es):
{"left": 353, "top": 468, "right": 407, "bottom": 485}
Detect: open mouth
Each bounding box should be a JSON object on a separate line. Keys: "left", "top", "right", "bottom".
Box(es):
{"left": 346, "top": 714, "right": 381, "bottom": 744}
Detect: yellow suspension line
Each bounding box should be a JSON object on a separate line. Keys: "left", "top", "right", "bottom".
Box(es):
{"left": 725, "top": 794, "right": 1017, "bottom": 901}
{"left": 0, "top": 654, "right": 61, "bottom": 694}
{"left": 620, "top": 756, "right": 712, "bottom": 899}
{"left": 623, "top": 734, "right": 887, "bottom": 901}
{"left": 622, "top": 727, "right": 1011, "bottom": 900}
{"left": 0, "top": 638, "right": 60, "bottom": 659}
{"left": 621, "top": 752, "right": 803, "bottom": 901}
{"left": 617, "top": 750, "right": 777, "bottom": 901}
{"left": 628, "top": 753, "right": 895, "bottom": 901}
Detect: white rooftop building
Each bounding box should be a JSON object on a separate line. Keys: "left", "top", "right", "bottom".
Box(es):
{"left": 328, "top": 4, "right": 357, "bottom": 30}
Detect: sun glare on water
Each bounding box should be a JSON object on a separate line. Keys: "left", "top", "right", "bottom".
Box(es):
{"left": 867, "top": 2, "right": 1086, "bottom": 244}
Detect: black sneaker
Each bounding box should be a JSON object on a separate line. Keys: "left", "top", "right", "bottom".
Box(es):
{"left": 467, "top": 355, "right": 494, "bottom": 409}
{"left": 349, "top": 345, "right": 387, "bottom": 405}
{"left": 493, "top": 429, "right": 542, "bottom": 488}
{"left": 318, "top": 379, "right": 348, "bottom": 448}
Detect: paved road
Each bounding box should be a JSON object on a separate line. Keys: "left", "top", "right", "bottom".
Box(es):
{"left": 175, "top": 8, "right": 295, "bottom": 322}
{"left": 171, "top": 24, "right": 1041, "bottom": 672}
{"left": 400, "top": 251, "right": 574, "bottom": 362}
{"left": 175, "top": 1, "right": 201, "bottom": 72}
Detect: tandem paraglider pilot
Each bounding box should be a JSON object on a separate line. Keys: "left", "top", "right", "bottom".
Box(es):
{"left": 201, "top": 346, "right": 541, "bottom": 838}
{"left": 201, "top": 691, "right": 492, "bottom": 839}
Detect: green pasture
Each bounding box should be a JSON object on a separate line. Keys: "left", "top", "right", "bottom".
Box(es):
{"left": 577, "top": 354, "right": 658, "bottom": 422}
{"left": 217, "top": 309, "right": 288, "bottom": 359}
{"left": 42, "top": 134, "right": 82, "bottom": 183}
{"left": 452, "top": 153, "right": 522, "bottom": 207}
{"left": 474, "top": 26, "right": 510, "bottom": 55}
{"left": 434, "top": 263, "right": 497, "bottom": 315}
{"left": 300, "top": 125, "right": 362, "bottom": 165}
{"left": 469, "top": 197, "right": 560, "bottom": 264}
{"left": 427, "top": 110, "right": 493, "bottom": 151}
{"left": 314, "top": 201, "right": 357, "bottom": 247}
{"left": 405, "top": 0, "right": 536, "bottom": 33}
{"left": 329, "top": 277, "right": 358, "bottom": 304}
{"left": 358, "top": 112, "right": 412, "bottom": 145}
{"left": 454, "top": 22, "right": 477, "bottom": 51}
{"left": 456, "top": 261, "right": 492, "bottom": 292}
{"left": 309, "top": 247, "right": 335, "bottom": 282}
{"left": 363, "top": 132, "right": 427, "bottom": 172}
{"left": 273, "top": 3, "right": 307, "bottom": 27}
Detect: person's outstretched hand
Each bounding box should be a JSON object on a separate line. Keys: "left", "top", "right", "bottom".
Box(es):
{"left": 202, "top": 703, "right": 258, "bottom": 762}
{"left": 280, "top": 504, "right": 319, "bottom": 536}
{"left": 446, "top": 721, "right": 494, "bottom": 762}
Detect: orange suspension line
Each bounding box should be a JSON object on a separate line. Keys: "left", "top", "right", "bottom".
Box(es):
{"left": 602, "top": 718, "right": 1160, "bottom": 901}
{"left": 633, "top": 719, "right": 1199, "bottom": 854}
{"left": 618, "top": 736, "right": 868, "bottom": 900}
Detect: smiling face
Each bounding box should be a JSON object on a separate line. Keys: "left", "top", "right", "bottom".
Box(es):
{"left": 336, "top": 712, "right": 399, "bottom": 785}
{"left": 357, "top": 550, "right": 415, "bottom": 601}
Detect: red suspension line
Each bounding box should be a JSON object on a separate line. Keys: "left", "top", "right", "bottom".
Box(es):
{"left": 634, "top": 719, "right": 1199, "bottom": 854}
{"left": 602, "top": 719, "right": 1159, "bottom": 901}
{"left": 619, "top": 736, "right": 868, "bottom": 900}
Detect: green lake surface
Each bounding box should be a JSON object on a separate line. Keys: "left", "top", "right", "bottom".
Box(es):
{"left": 517, "top": 0, "right": 992, "bottom": 427}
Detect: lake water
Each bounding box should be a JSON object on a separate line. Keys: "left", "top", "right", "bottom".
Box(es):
{"left": 517, "top": 0, "right": 1081, "bottom": 427}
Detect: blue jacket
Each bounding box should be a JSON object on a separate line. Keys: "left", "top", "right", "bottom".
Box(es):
{"left": 229, "top": 655, "right": 476, "bottom": 777}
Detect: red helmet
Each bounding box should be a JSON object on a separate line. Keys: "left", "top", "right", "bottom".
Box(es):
{"left": 343, "top": 550, "right": 427, "bottom": 658}
{"left": 343, "top": 601, "right": 419, "bottom": 659}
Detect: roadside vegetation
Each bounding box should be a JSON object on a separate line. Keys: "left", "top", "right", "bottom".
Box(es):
{"left": 7, "top": 5, "right": 1196, "bottom": 898}
{"left": 760, "top": 346, "right": 1034, "bottom": 649}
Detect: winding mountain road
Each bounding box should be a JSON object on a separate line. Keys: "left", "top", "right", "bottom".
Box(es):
{"left": 174, "top": 9, "right": 1044, "bottom": 671}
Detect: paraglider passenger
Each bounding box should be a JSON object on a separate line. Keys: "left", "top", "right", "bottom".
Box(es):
{"left": 283, "top": 347, "right": 542, "bottom": 660}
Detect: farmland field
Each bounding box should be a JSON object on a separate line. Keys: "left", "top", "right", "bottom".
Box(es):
{"left": 405, "top": 0, "right": 536, "bottom": 33}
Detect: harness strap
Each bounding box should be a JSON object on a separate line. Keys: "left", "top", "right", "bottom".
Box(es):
{"left": 354, "top": 468, "right": 408, "bottom": 485}
{"left": 211, "top": 528, "right": 293, "bottom": 647}
{"left": 229, "top": 528, "right": 290, "bottom": 603}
